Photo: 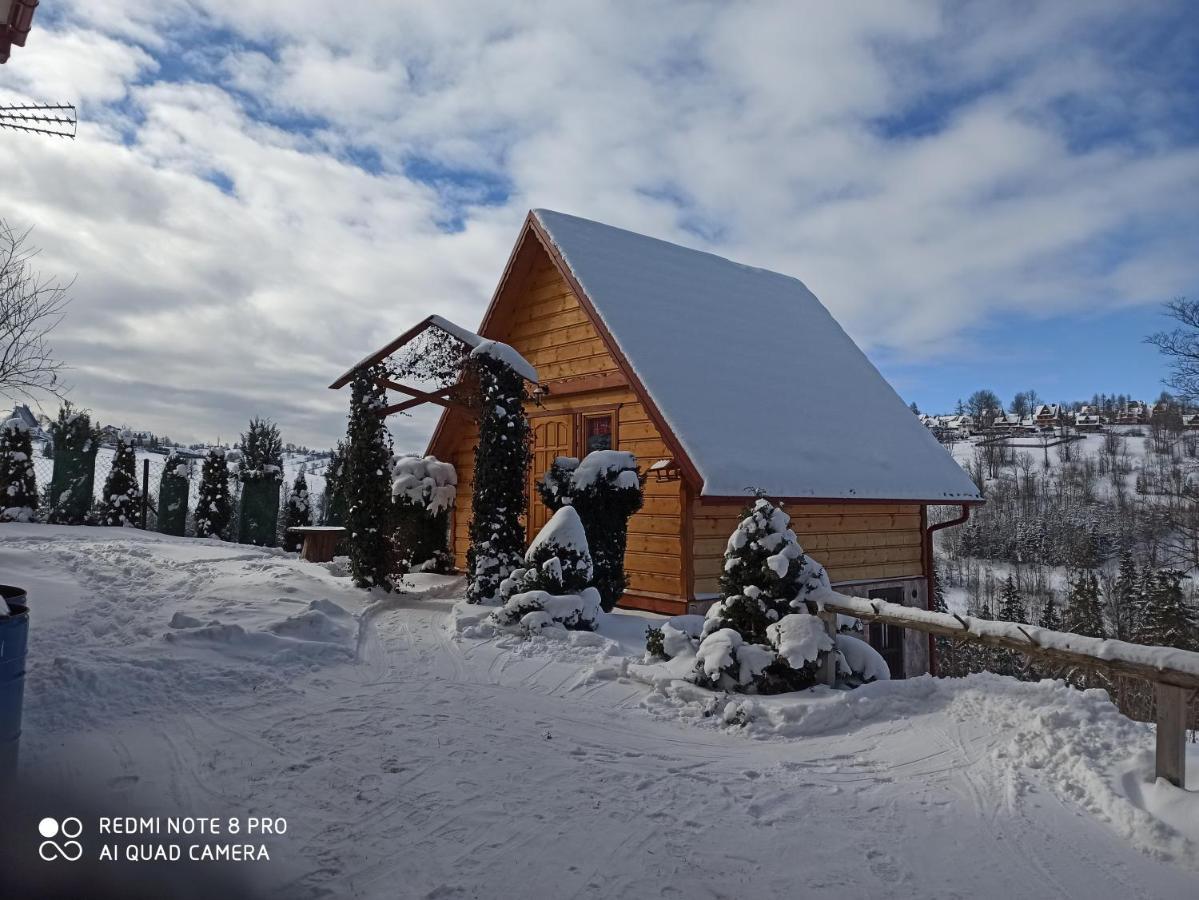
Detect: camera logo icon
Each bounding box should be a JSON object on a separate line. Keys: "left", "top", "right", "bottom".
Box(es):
{"left": 38, "top": 817, "right": 83, "bottom": 862}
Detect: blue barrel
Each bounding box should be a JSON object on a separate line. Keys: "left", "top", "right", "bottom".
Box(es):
{"left": 0, "top": 585, "right": 29, "bottom": 771}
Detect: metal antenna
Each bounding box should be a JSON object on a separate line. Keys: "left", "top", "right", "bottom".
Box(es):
{"left": 0, "top": 102, "right": 76, "bottom": 138}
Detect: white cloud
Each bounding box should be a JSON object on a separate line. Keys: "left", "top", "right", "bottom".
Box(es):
{"left": 0, "top": 0, "right": 1194, "bottom": 446}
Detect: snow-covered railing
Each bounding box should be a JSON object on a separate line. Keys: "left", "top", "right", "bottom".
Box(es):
{"left": 811, "top": 590, "right": 1198, "bottom": 788}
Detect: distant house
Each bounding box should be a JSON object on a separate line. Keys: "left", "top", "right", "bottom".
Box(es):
{"left": 990, "top": 412, "right": 1023, "bottom": 431}
{"left": 1115, "top": 402, "right": 1148, "bottom": 426}
{"left": 1182, "top": 414, "right": 1199, "bottom": 430}
{"left": 1074, "top": 412, "right": 1102, "bottom": 432}
{"left": 6, "top": 403, "right": 46, "bottom": 440}
{"left": 1033, "top": 404, "right": 1062, "bottom": 427}
{"left": 335, "top": 210, "right": 983, "bottom": 678}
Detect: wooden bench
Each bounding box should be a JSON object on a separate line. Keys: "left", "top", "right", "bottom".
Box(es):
{"left": 287, "top": 526, "right": 346, "bottom": 563}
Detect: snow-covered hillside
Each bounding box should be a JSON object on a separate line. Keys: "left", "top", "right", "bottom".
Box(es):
{"left": 3, "top": 526, "right": 1196, "bottom": 897}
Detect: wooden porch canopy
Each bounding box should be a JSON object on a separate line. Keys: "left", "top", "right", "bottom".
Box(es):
{"left": 328, "top": 314, "right": 538, "bottom": 418}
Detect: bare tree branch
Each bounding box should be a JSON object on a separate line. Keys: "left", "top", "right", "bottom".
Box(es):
{"left": 1146, "top": 297, "right": 1199, "bottom": 400}
{"left": 0, "top": 220, "right": 72, "bottom": 404}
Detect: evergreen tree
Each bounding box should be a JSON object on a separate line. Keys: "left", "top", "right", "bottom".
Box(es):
{"left": 994, "top": 575, "right": 1027, "bottom": 678}
{"left": 692, "top": 497, "right": 839, "bottom": 694}
{"left": 1038, "top": 591, "right": 1062, "bottom": 632}
{"left": 237, "top": 417, "right": 285, "bottom": 546}
{"left": 491, "top": 506, "right": 602, "bottom": 632}
{"left": 997, "top": 575, "right": 1027, "bottom": 624}
{"left": 195, "top": 448, "right": 233, "bottom": 538}
{"left": 322, "top": 441, "right": 349, "bottom": 526}
{"left": 714, "top": 496, "right": 826, "bottom": 631}
{"left": 0, "top": 416, "right": 38, "bottom": 522}
{"left": 282, "top": 469, "right": 312, "bottom": 551}
{"left": 1137, "top": 570, "right": 1199, "bottom": 651}
{"left": 391, "top": 454, "right": 456, "bottom": 573}
{"left": 1064, "top": 572, "right": 1105, "bottom": 638}
{"left": 930, "top": 574, "right": 965, "bottom": 677}
{"left": 156, "top": 452, "right": 190, "bottom": 536}
{"left": 537, "top": 451, "right": 643, "bottom": 612}
{"left": 98, "top": 434, "right": 142, "bottom": 527}
{"left": 1111, "top": 549, "right": 1141, "bottom": 641}
{"left": 465, "top": 351, "right": 531, "bottom": 603}
{"left": 345, "top": 365, "right": 395, "bottom": 590}
{"left": 46, "top": 403, "right": 100, "bottom": 524}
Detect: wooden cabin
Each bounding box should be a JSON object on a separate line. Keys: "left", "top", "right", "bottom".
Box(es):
{"left": 406, "top": 211, "right": 980, "bottom": 676}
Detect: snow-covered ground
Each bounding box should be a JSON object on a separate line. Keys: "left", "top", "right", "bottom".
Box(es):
{"left": 3, "top": 526, "right": 1198, "bottom": 897}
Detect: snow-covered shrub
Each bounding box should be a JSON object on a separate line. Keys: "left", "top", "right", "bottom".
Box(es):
{"left": 693, "top": 628, "right": 776, "bottom": 691}
{"left": 465, "top": 348, "right": 531, "bottom": 603}
{"left": 98, "top": 433, "right": 142, "bottom": 527}
{"left": 195, "top": 448, "right": 233, "bottom": 538}
{"left": 645, "top": 626, "right": 666, "bottom": 659}
{"left": 156, "top": 451, "right": 190, "bottom": 536}
{"left": 391, "top": 454, "right": 456, "bottom": 573}
{"left": 46, "top": 403, "right": 99, "bottom": 525}
{"left": 0, "top": 416, "right": 38, "bottom": 523}
{"left": 644, "top": 614, "right": 707, "bottom": 660}
{"left": 281, "top": 469, "right": 312, "bottom": 551}
{"left": 690, "top": 497, "right": 841, "bottom": 694}
{"left": 237, "top": 417, "right": 285, "bottom": 547}
{"left": 345, "top": 366, "right": 396, "bottom": 590}
{"left": 834, "top": 633, "right": 891, "bottom": 686}
{"left": 536, "top": 450, "right": 642, "bottom": 612}
{"left": 491, "top": 506, "right": 601, "bottom": 633}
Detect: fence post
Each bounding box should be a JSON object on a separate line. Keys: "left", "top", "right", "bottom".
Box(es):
{"left": 818, "top": 611, "right": 838, "bottom": 686}
{"left": 141, "top": 458, "right": 150, "bottom": 530}
{"left": 1154, "top": 683, "right": 1187, "bottom": 788}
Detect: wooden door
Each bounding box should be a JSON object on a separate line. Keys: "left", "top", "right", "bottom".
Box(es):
{"left": 529, "top": 415, "right": 574, "bottom": 541}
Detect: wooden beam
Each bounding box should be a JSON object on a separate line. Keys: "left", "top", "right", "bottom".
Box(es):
{"left": 1155, "top": 683, "right": 1188, "bottom": 787}
{"left": 816, "top": 593, "right": 1199, "bottom": 692}
{"left": 541, "top": 371, "right": 629, "bottom": 396}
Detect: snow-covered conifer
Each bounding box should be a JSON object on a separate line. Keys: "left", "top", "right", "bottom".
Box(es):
{"left": 536, "top": 450, "right": 642, "bottom": 612}
{"left": 1037, "top": 591, "right": 1062, "bottom": 632}
{"left": 1136, "top": 570, "right": 1198, "bottom": 651}
{"left": 157, "top": 451, "right": 190, "bottom": 536}
{"left": 0, "top": 416, "right": 38, "bottom": 522}
{"left": 345, "top": 365, "right": 395, "bottom": 590}
{"left": 237, "top": 417, "right": 285, "bottom": 547}
{"left": 1064, "top": 572, "right": 1105, "bottom": 638}
{"left": 46, "top": 403, "right": 99, "bottom": 525}
{"left": 195, "top": 448, "right": 232, "bottom": 539}
{"left": 391, "top": 454, "right": 456, "bottom": 573}
{"left": 465, "top": 348, "right": 531, "bottom": 603}
{"left": 98, "top": 433, "right": 142, "bottom": 527}
{"left": 322, "top": 441, "right": 348, "bottom": 527}
{"left": 282, "top": 469, "right": 312, "bottom": 551}
{"left": 691, "top": 497, "right": 858, "bottom": 695}
{"left": 491, "top": 506, "right": 601, "bottom": 632}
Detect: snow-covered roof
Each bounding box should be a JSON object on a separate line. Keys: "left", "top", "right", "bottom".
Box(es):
{"left": 532, "top": 210, "right": 981, "bottom": 502}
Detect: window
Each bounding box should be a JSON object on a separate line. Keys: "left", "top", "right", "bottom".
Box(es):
{"left": 583, "top": 414, "right": 613, "bottom": 452}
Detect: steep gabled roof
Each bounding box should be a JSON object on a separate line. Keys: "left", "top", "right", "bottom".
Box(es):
{"left": 529, "top": 209, "right": 981, "bottom": 503}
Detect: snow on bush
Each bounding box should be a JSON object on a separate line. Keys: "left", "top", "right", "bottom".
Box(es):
{"left": 834, "top": 633, "right": 891, "bottom": 685}
{"left": 767, "top": 614, "right": 833, "bottom": 669}
{"left": 536, "top": 450, "right": 642, "bottom": 612}
{"left": 687, "top": 496, "right": 850, "bottom": 694}
{"left": 195, "top": 447, "right": 233, "bottom": 538}
{"left": 490, "top": 506, "right": 602, "bottom": 633}
{"left": 391, "top": 454, "right": 457, "bottom": 573}
{"left": 0, "top": 416, "right": 38, "bottom": 522}
{"left": 97, "top": 435, "right": 142, "bottom": 527}
{"left": 466, "top": 351, "right": 531, "bottom": 603}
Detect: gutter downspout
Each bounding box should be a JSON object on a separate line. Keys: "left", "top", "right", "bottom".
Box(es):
{"left": 925, "top": 504, "right": 972, "bottom": 677}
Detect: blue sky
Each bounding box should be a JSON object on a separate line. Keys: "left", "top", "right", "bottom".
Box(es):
{"left": 0, "top": 1, "right": 1196, "bottom": 445}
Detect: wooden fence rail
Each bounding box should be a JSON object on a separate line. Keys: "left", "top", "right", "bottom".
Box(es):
{"left": 810, "top": 592, "right": 1199, "bottom": 788}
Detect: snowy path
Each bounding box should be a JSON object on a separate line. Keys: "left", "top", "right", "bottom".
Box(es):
{"left": 4, "top": 527, "right": 1197, "bottom": 898}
